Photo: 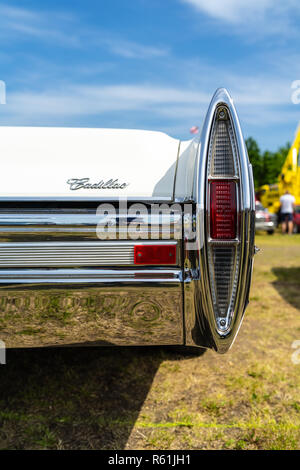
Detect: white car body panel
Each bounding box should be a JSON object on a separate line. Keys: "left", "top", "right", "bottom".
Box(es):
{"left": 0, "top": 127, "right": 181, "bottom": 200}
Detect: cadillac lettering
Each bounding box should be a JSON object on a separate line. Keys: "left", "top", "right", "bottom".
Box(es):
{"left": 0, "top": 89, "right": 255, "bottom": 353}
{"left": 67, "top": 178, "right": 129, "bottom": 190}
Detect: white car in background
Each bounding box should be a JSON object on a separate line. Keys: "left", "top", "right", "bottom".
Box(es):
{"left": 255, "top": 201, "right": 277, "bottom": 235}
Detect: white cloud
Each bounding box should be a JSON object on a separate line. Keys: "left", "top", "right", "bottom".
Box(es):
{"left": 0, "top": 3, "right": 80, "bottom": 46}
{"left": 0, "top": 78, "right": 298, "bottom": 151}
{"left": 181, "top": 0, "right": 300, "bottom": 37}
{"left": 0, "top": 3, "right": 169, "bottom": 58}
{"left": 0, "top": 4, "right": 39, "bottom": 22}
{"left": 182, "top": 0, "right": 273, "bottom": 23}
{"left": 0, "top": 76, "right": 294, "bottom": 121}
{"left": 1, "top": 84, "right": 209, "bottom": 118}
{"left": 103, "top": 39, "right": 168, "bottom": 59}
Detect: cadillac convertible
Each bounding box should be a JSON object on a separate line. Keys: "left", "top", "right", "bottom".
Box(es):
{"left": 0, "top": 88, "right": 255, "bottom": 354}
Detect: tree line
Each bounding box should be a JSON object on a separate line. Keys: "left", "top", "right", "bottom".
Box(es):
{"left": 245, "top": 137, "right": 290, "bottom": 189}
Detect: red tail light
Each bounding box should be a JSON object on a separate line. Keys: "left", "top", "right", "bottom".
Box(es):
{"left": 134, "top": 244, "right": 177, "bottom": 265}
{"left": 210, "top": 180, "right": 237, "bottom": 239}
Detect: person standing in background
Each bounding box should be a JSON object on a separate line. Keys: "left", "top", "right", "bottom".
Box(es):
{"left": 280, "top": 190, "right": 296, "bottom": 234}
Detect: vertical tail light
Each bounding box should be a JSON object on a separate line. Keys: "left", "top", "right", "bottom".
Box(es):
{"left": 206, "top": 105, "right": 242, "bottom": 333}
{"left": 185, "top": 88, "right": 255, "bottom": 353}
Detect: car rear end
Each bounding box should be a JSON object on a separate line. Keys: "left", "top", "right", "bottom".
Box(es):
{"left": 0, "top": 88, "right": 255, "bottom": 353}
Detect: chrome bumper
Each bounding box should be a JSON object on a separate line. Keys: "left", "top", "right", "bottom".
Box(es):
{"left": 0, "top": 207, "right": 185, "bottom": 348}
{"left": 255, "top": 220, "right": 275, "bottom": 231}
{"left": 0, "top": 268, "right": 183, "bottom": 348}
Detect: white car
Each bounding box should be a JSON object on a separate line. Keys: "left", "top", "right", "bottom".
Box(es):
{"left": 255, "top": 201, "right": 277, "bottom": 234}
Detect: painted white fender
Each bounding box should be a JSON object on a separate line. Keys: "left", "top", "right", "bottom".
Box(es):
{"left": 0, "top": 127, "right": 183, "bottom": 200}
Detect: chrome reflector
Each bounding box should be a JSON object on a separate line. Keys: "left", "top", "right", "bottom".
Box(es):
{"left": 208, "top": 245, "right": 240, "bottom": 331}
{"left": 208, "top": 107, "right": 236, "bottom": 177}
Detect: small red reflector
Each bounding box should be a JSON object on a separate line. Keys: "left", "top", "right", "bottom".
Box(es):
{"left": 134, "top": 245, "right": 177, "bottom": 265}
{"left": 210, "top": 181, "right": 237, "bottom": 239}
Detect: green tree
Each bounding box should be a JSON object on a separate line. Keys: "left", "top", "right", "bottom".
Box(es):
{"left": 246, "top": 137, "right": 290, "bottom": 188}
{"left": 245, "top": 137, "right": 263, "bottom": 188}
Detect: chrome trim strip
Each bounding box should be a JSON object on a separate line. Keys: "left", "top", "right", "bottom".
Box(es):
{"left": 0, "top": 211, "right": 182, "bottom": 242}
{"left": 208, "top": 238, "right": 239, "bottom": 245}
{"left": 207, "top": 176, "right": 240, "bottom": 181}
{"left": 0, "top": 267, "right": 182, "bottom": 282}
{"left": 0, "top": 196, "right": 174, "bottom": 202}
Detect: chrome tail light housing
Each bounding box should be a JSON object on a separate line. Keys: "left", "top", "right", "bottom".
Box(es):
{"left": 195, "top": 88, "right": 255, "bottom": 353}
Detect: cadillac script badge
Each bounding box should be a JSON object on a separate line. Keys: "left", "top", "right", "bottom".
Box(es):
{"left": 67, "top": 178, "right": 129, "bottom": 190}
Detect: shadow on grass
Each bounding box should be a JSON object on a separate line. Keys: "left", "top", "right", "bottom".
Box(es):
{"left": 0, "top": 345, "right": 205, "bottom": 450}
{"left": 272, "top": 267, "right": 300, "bottom": 311}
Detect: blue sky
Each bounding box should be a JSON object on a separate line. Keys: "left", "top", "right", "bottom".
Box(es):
{"left": 0, "top": 0, "right": 300, "bottom": 151}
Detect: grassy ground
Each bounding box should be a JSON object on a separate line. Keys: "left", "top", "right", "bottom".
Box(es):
{"left": 0, "top": 232, "right": 300, "bottom": 450}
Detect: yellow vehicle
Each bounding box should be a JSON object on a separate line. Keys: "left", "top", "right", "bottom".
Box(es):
{"left": 258, "top": 124, "right": 300, "bottom": 214}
